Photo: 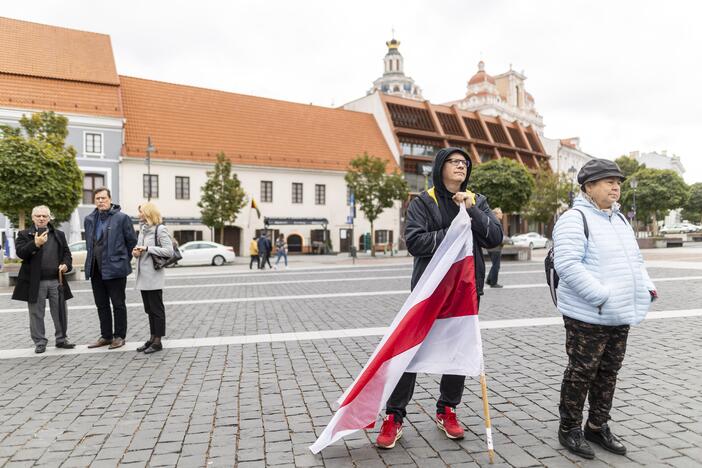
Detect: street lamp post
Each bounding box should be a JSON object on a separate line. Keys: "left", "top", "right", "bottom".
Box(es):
{"left": 145, "top": 136, "right": 155, "bottom": 201}
{"left": 567, "top": 165, "right": 577, "bottom": 208}
{"left": 630, "top": 177, "right": 638, "bottom": 236}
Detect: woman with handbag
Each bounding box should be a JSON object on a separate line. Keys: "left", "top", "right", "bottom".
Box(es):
{"left": 132, "top": 202, "right": 173, "bottom": 354}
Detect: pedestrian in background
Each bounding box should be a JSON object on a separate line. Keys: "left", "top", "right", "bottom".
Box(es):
{"left": 258, "top": 231, "right": 272, "bottom": 269}
{"left": 274, "top": 233, "right": 288, "bottom": 269}
{"left": 12, "top": 205, "right": 75, "bottom": 353}
{"left": 84, "top": 187, "right": 138, "bottom": 350}
{"left": 486, "top": 207, "right": 504, "bottom": 288}
{"left": 133, "top": 202, "right": 173, "bottom": 354}
{"left": 249, "top": 236, "right": 259, "bottom": 269}
{"left": 553, "top": 159, "right": 656, "bottom": 459}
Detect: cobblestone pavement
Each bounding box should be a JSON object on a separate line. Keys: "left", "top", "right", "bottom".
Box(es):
{"left": 0, "top": 251, "right": 701, "bottom": 467}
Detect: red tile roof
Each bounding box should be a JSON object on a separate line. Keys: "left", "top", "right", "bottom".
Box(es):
{"left": 0, "top": 73, "right": 123, "bottom": 117}
{"left": 0, "top": 17, "right": 119, "bottom": 85}
{"left": 120, "top": 76, "right": 398, "bottom": 172}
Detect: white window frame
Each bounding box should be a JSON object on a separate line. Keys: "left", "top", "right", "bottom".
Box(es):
{"left": 83, "top": 131, "right": 105, "bottom": 158}
{"left": 78, "top": 166, "right": 112, "bottom": 207}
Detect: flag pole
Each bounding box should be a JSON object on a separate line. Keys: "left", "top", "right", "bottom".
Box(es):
{"left": 480, "top": 372, "right": 495, "bottom": 464}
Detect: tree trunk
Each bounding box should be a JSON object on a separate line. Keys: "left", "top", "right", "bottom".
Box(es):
{"left": 18, "top": 209, "right": 26, "bottom": 230}
{"left": 219, "top": 226, "right": 225, "bottom": 244}
{"left": 370, "top": 221, "right": 375, "bottom": 257}
{"left": 651, "top": 213, "right": 659, "bottom": 236}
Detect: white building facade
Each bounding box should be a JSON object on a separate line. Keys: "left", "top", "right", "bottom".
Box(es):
{"left": 119, "top": 158, "right": 400, "bottom": 256}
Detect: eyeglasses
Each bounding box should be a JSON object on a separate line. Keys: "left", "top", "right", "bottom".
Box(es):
{"left": 446, "top": 159, "right": 468, "bottom": 167}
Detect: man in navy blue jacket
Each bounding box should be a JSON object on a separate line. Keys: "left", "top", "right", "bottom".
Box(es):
{"left": 84, "top": 187, "right": 137, "bottom": 350}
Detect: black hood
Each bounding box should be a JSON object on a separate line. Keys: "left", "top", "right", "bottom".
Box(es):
{"left": 431, "top": 147, "right": 472, "bottom": 195}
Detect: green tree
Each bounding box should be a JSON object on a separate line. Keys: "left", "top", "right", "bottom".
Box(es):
{"left": 468, "top": 158, "right": 534, "bottom": 213}
{"left": 614, "top": 155, "right": 643, "bottom": 178}
{"left": 682, "top": 182, "right": 702, "bottom": 224}
{"left": 522, "top": 165, "right": 571, "bottom": 225}
{"left": 198, "top": 152, "right": 247, "bottom": 244}
{"left": 0, "top": 111, "right": 82, "bottom": 229}
{"left": 345, "top": 152, "right": 408, "bottom": 256}
{"left": 621, "top": 168, "right": 689, "bottom": 235}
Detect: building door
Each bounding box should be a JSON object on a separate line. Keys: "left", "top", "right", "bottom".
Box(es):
{"left": 339, "top": 228, "right": 352, "bottom": 252}
{"left": 310, "top": 229, "right": 331, "bottom": 249}
{"left": 222, "top": 226, "right": 241, "bottom": 256}
{"left": 287, "top": 234, "right": 303, "bottom": 253}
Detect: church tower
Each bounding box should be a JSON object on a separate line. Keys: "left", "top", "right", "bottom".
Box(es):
{"left": 368, "top": 37, "right": 424, "bottom": 100}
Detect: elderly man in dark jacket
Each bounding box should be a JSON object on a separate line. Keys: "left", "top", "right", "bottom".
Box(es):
{"left": 376, "top": 147, "right": 503, "bottom": 449}
{"left": 12, "top": 205, "right": 75, "bottom": 353}
{"left": 84, "top": 187, "right": 138, "bottom": 350}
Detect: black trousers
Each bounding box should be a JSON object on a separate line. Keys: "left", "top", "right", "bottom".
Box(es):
{"left": 559, "top": 316, "right": 629, "bottom": 430}
{"left": 140, "top": 290, "right": 166, "bottom": 337}
{"left": 91, "top": 268, "right": 128, "bottom": 340}
{"left": 386, "top": 373, "right": 466, "bottom": 422}
{"left": 259, "top": 252, "right": 272, "bottom": 269}
{"left": 249, "top": 255, "right": 260, "bottom": 269}
{"left": 486, "top": 250, "right": 501, "bottom": 285}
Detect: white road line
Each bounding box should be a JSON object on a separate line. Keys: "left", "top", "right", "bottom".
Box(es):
{"left": 6, "top": 272, "right": 697, "bottom": 298}
{"left": 7, "top": 275, "right": 413, "bottom": 295}
{"left": 0, "top": 290, "right": 410, "bottom": 314}
{"left": 1, "top": 275, "right": 701, "bottom": 313}
{"left": 2, "top": 308, "right": 700, "bottom": 360}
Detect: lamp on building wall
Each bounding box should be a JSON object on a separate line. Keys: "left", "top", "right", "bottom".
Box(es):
{"left": 145, "top": 136, "right": 155, "bottom": 201}
{"left": 567, "top": 165, "right": 577, "bottom": 207}
{"left": 630, "top": 177, "right": 638, "bottom": 235}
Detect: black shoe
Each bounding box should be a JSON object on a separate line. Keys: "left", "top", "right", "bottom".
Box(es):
{"left": 559, "top": 426, "right": 595, "bottom": 459}
{"left": 143, "top": 343, "right": 163, "bottom": 354}
{"left": 35, "top": 344, "right": 46, "bottom": 354}
{"left": 489, "top": 283, "right": 504, "bottom": 288}
{"left": 585, "top": 422, "right": 627, "bottom": 455}
{"left": 136, "top": 341, "right": 153, "bottom": 352}
{"left": 56, "top": 341, "right": 76, "bottom": 349}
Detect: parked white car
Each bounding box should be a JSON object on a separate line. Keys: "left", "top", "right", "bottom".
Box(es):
{"left": 177, "top": 241, "right": 236, "bottom": 266}
{"left": 66, "top": 240, "right": 88, "bottom": 276}
{"left": 660, "top": 223, "right": 702, "bottom": 234}
{"left": 511, "top": 232, "right": 551, "bottom": 249}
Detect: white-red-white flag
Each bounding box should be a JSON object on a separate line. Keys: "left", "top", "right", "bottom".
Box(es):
{"left": 310, "top": 207, "right": 483, "bottom": 453}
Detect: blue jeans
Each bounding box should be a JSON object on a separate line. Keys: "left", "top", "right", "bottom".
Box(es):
{"left": 275, "top": 250, "right": 288, "bottom": 266}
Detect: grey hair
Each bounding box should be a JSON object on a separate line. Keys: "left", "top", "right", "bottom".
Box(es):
{"left": 31, "top": 205, "right": 54, "bottom": 220}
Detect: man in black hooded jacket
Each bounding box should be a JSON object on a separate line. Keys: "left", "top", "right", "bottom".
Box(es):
{"left": 376, "top": 148, "right": 503, "bottom": 449}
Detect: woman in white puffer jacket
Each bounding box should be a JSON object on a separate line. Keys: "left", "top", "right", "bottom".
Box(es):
{"left": 552, "top": 159, "right": 656, "bottom": 460}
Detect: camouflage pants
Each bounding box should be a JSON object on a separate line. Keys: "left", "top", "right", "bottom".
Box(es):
{"left": 559, "top": 316, "right": 630, "bottom": 430}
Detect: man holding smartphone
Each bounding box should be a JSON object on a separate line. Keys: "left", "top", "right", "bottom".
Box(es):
{"left": 84, "top": 187, "right": 138, "bottom": 350}
{"left": 12, "top": 205, "right": 75, "bottom": 353}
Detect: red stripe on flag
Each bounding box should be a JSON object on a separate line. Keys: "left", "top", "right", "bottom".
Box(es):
{"left": 340, "top": 255, "right": 477, "bottom": 408}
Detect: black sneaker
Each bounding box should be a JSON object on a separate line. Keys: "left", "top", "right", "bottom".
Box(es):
{"left": 559, "top": 426, "right": 595, "bottom": 459}
{"left": 56, "top": 341, "right": 76, "bottom": 349}
{"left": 35, "top": 344, "right": 46, "bottom": 354}
{"left": 585, "top": 422, "right": 627, "bottom": 455}
{"left": 489, "top": 283, "right": 504, "bottom": 288}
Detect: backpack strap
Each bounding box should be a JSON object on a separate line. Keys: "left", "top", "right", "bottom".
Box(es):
{"left": 572, "top": 208, "right": 589, "bottom": 239}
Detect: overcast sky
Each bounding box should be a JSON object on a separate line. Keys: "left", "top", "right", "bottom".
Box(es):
{"left": 5, "top": 1, "right": 701, "bottom": 182}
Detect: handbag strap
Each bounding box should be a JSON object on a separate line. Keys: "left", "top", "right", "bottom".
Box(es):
{"left": 153, "top": 224, "right": 161, "bottom": 247}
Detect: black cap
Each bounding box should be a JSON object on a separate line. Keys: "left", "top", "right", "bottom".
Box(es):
{"left": 577, "top": 159, "right": 625, "bottom": 186}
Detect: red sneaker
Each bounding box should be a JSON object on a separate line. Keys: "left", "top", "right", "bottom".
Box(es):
{"left": 376, "top": 414, "right": 403, "bottom": 449}
{"left": 436, "top": 407, "right": 464, "bottom": 439}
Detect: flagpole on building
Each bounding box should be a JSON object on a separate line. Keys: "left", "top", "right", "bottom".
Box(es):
{"left": 480, "top": 372, "right": 495, "bottom": 464}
